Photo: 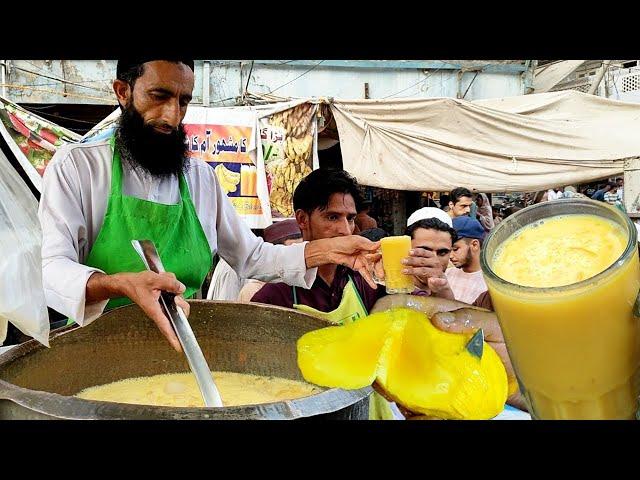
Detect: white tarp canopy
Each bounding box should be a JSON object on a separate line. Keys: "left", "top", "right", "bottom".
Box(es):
{"left": 330, "top": 90, "right": 639, "bottom": 193}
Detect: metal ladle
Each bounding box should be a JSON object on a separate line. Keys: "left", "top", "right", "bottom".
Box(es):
{"left": 131, "top": 239, "right": 223, "bottom": 407}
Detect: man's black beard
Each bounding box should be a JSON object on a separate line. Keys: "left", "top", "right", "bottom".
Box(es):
{"left": 115, "top": 104, "right": 189, "bottom": 178}
{"left": 461, "top": 248, "right": 473, "bottom": 269}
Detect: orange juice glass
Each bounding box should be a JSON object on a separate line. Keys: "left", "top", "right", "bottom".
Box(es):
{"left": 240, "top": 165, "right": 249, "bottom": 196}
{"left": 380, "top": 235, "right": 415, "bottom": 294}
{"left": 481, "top": 199, "right": 640, "bottom": 419}
{"left": 249, "top": 166, "right": 257, "bottom": 196}
{"left": 241, "top": 165, "right": 258, "bottom": 197}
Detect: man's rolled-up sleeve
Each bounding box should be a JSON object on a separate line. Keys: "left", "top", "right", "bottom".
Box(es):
{"left": 39, "top": 153, "right": 108, "bottom": 326}
{"left": 212, "top": 173, "right": 316, "bottom": 288}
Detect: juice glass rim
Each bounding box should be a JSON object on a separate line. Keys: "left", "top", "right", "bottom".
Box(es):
{"left": 480, "top": 198, "right": 638, "bottom": 294}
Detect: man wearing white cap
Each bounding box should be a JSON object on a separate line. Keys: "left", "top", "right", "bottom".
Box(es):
{"left": 407, "top": 207, "right": 453, "bottom": 228}
{"left": 406, "top": 208, "right": 488, "bottom": 306}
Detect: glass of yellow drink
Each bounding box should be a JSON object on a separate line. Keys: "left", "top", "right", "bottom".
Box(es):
{"left": 241, "top": 165, "right": 258, "bottom": 197}
{"left": 240, "top": 165, "right": 251, "bottom": 196}
{"left": 249, "top": 166, "right": 258, "bottom": 196}
{"left": 380, "top": 235, "right": 415, "bottom": 294}
{"left": 481, "top": 199, "right": 640, "bottom": 419}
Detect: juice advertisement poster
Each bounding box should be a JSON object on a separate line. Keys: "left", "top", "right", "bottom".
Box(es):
{"left": 183, "top": 107, "right": 271, "bottom": 229}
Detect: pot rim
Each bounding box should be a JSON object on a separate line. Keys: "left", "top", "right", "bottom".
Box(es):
{"left": 0, "top": 301, "right": 372, "bottom": 420}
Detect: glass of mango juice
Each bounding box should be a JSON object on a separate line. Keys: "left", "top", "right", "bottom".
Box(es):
{"left": 379, "top": 235, "right": 415, "bottom": 294}
{"left": 481, "top": 199, "right": 640, "bottom": 419}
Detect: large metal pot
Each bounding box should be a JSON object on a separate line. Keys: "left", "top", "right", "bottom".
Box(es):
{"left": 0, "top": 301, "right": 371, "bottom": 420}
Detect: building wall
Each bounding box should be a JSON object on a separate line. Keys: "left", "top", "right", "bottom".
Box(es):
{"left": 2, "top": 60, "right": 116, "bottom": 105}
{"left": 1, "top": 60, "right": 529, "bottom": 106}
{"left": 549, "top": 61, "right": 640, "bottom": 100}
{"left": 607, "top": 66, "right": 640, "bottom": 103}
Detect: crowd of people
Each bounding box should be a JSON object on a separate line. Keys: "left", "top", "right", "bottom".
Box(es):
{"left": 208, "top": 177, "right": 627, "bottom": 313}
{"left": 537, "top": 177, "right": 624, "bottom": 206}
{"left": 206, "top": 181, "right": 497, "bottom": 312}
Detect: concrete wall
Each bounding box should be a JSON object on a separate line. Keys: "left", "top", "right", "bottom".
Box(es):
{"left": 1, "top": 60, "right": 529, "bottom": 106}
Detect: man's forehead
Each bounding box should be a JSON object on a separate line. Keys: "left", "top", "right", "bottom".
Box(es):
{"left": 325, "top": 193, "right": 356, "bottom": 211}
{"left": 413, "top": 228, "right": 452, "bottom": 245}
{"left": 137, "top": 61, "right": 195, "bottom": 90}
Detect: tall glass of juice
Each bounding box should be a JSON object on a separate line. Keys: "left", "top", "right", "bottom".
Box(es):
{"left": 240, "top": 165, "right": 251, "bottom": 196}
{"left": 481, "top": 199, "right": 640, "bottom": 419}
{"left": 380, "top": 235, "right": 415, "bottom": 294}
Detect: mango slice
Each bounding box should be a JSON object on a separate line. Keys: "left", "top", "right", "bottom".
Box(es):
{"left": 297, "top": 312, "right": 395, "bottom": 389}
{"left": 297, "top": 307, "right": 508, "bottom": 419}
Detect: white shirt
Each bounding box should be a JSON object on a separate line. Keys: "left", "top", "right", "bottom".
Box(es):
{"left": 38, "top": 140, "right": 316, "bottom": 325}
{"left": 207, "top": 259, "right": 246, "bottom": 301}
{"left": 547, "top": 189, "right": 561, "bottom": 201}
{"left": 604, "top": 191, "right": 619, "bottom": 205}
{"left": 445, "top": 267, "right": 487, "bottom": 305}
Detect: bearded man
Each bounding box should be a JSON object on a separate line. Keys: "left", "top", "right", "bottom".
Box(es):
{"left": 38, "top": 59, "right": 379, "bottom": 350}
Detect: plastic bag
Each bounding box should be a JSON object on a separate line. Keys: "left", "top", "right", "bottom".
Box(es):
{"left": 0, "top": 147, "right": 49, "bottom": 346}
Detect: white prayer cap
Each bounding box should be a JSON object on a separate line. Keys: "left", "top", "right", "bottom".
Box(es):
{"left": 407, "top": 207, "right": 453, "bottom": 228}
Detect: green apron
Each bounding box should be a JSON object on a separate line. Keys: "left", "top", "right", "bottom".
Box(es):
{"left": 292, "top": 276, "right": 397, "bottom": 420}
{"left": 74, "top": 136, "right": 212, "bottom": 318}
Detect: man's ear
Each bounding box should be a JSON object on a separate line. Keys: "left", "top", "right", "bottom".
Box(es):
{"left": 113, "top": 79, "right": 131, "bottom": 109}
{"left": 473, "top": 239, "right": 482, "bottom": 251}
{"left": 295, "top": 209, "right": 309, "bottom": 231}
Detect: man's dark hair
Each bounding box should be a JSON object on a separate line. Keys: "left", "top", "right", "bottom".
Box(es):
{"left": 438, "top": 194, "right": 450, "bottom": 210}
{"left": 116, "top": 59, "right": 195, "bottom": 87}
{"left": 293, "top": 168, "right": 364, "bottom": 214}
{"left": 359, "top": 228, "right": 388, "bottom": 242}
{"left": 503, "top": 206, "right": 522, "bottom": 218}
{"left": 405, "top": 218, "right": 458, "bottom": 244}
{"left": 357, "top": 199, "right": 373, "bottom": 213}
{"left": 449, "top": 187, "right": 473, "bottom": 205}
{"left": 450, "top": 187, "right": 473, "bottom": 205}
{"left": 461, "top": 236, "right": 484, "bottom": 247}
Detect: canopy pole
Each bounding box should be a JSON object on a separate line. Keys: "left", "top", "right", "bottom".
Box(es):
{"left": 588, "top": 60, "right": 611, "bottom": 95}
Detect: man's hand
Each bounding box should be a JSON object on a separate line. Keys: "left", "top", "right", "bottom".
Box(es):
{"left": 87, "top": 271, "right": 189, "bottom": 352}
{"left": 304, "top": 236, "right": 381, "bottom": 289}
{"left": 401, "top": 249, "right": 455, "bottom": 299}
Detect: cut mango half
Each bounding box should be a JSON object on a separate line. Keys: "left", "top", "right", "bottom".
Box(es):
{"left": 297, "top": 307, "right": 508, "bottom": 419}
{"left": 297, "top": 312, "right": 395, "bottom": 389}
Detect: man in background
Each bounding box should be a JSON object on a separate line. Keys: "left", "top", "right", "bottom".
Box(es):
{"left": 591, "top": 182, "right": 615, "bottom": 202}
{"left": 603, "top": 184, "right": 620, "bottom": 205}
{"left": 448, "top": 187, "right": 473, "bottom": 219}
{"left": 617, "top": 177, "right": 624, "bottom": 203}
{"left": 353, "top": 200, "right": 378, "bottom": 233}
{"left": 447, "top": 216, "right": 488, "bottom": 305}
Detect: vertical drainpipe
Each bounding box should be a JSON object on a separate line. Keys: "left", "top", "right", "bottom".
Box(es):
{"left": 1, "top": 60, "right": 7, "bottom": 99}
{"left": 456, "top": 70, "right": 464, "bottom": 99}
{"left": 587, "top": 60, "right": 612, "bottom": 95}
{"left": 202, "top": 60, "right": 210, "bottom": 107}
{"left": 522, "top": 60, "right": 536, "bottom": 95}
